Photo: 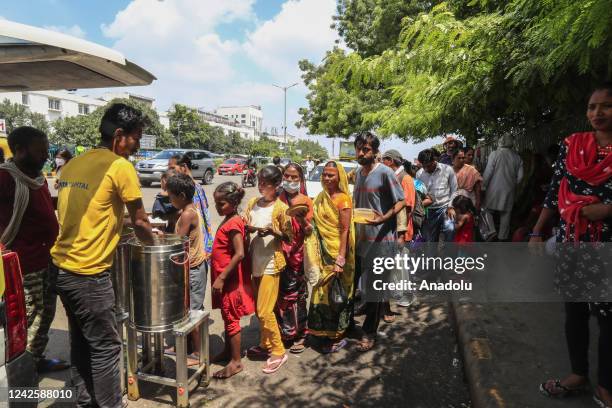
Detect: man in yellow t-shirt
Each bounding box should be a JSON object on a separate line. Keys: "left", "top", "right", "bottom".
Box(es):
{"left": 51, "top": 103, "right": 154, "bottom": 408}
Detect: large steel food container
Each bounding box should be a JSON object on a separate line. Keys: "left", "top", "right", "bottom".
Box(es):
{"left": 111, "top": 227, "right": 133, "bottom": 315}
{"left": 128, "top": 234, "right": 190, "bottom": 332}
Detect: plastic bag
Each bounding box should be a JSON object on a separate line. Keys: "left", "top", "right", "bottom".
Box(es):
{"left": 303, "top": 233, "right": 322, "bottom": 286}
{"left": 329, "top": 275, "right": 347, "bottom": 311}
{"left": 478, "top": 209, "right": 497, "bottom": 242}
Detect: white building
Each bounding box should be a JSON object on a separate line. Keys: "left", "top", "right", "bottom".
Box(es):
{"left": 0, "top": 90, "right": 106, "bottom": 122}
{"left": 101, "top": 91, "right": 155, "bottom": 107}
{"left": 214, "top": 105, "right": 263, "bottom": 137}
{"left": 198, "top": 109, "right": 256, "bottom": 140}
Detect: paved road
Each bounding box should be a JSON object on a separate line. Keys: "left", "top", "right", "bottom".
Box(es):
{"left": 40, "top": 174, "right": 471, "bottom": 407}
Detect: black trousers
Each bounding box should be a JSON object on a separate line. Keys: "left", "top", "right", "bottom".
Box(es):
{"left": 354, "top": 255, "right": 384, "bottom": 336}
{"left": 55, "top": 268, "right": 122, "bottom": 408}
{"left": 565, "top": 302, "right": 612, "bottom": 390}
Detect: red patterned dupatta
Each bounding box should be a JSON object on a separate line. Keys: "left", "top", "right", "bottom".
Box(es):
{"left": 558, "top": 132, "right": 612, "bottom": 242}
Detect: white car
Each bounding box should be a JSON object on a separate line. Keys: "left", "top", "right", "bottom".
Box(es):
{"left": 305, "top": 161, "right": 358, "bottom": 199}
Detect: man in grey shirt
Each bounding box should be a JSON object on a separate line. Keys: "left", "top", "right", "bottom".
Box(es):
{"left": 416, "top": 148, "right": 457, "bottom": 242}
{"left": 352, "top": 132, "right": 404, "bottom": 352}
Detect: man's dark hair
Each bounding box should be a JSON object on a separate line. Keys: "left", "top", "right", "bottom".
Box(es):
{"left": 166, "top": 173, "right": 195, "bottom": 200}
{"left": 353, "top": 132, "right": 380, "bottom": 152}
{"left": 99, "top": 103, "right": 148, "bottom": 142}
{"left": 418, "top": 149, "right": 436, "bottom": 165}
{"left": 7, "top": 126, "right": 47, "bottom": 154}
{"left": 272, "top": 156, "right": 281, "bottom": 165}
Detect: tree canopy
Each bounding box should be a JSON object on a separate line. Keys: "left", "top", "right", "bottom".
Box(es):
{"left": 0, "top": 99, "right": 50, "bottom": 135}
{"left": 299, "top": 0, "right": 612, "bottom": 146}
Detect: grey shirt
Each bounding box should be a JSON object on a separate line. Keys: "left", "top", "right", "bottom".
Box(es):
{"left": 353, "top": 163, "right": 405, "bottom": 250}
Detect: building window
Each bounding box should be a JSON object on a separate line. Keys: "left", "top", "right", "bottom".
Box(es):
{"left": 48, "top": 98, "right": 61, "bottom": 111}
{"left": 241, "top": 120, "right": 246, "bottom": 124}
{"left": 78, "top": 104, "right": 89, "bottom": 115}
{"left": 21, "top": 93, "right": 29, "bottom": 106}
{"left": 241, "top": 114, "right": 246, "bottom": 118}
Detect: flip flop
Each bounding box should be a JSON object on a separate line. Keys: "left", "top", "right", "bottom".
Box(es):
{"left": 383, "top": 315, "right": 396, "bottom": 323}
{"left": 289, "top": 341, "right": 306, "bottom": 354}
{"left": 37, "top": 358, "right": 70, "bottom": 373}
{"left": 356, "top": 336, "right": 376, "bottom": 352}
{"left": 594, "top": 393, "right": 612, "bottom": 408}
{"left": 539, "top": 379, "right": 589, "bottom": 398}
{"left": 321, "top": 339, "right": 347, "bottom": 354}
{"left": 262, "top": 354, "right": 288, "bottom": 374}
{"left": 187, "top": 353, "right": 200, "bottom": 367}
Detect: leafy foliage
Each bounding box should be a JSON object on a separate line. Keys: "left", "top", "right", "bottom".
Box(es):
{"left": 300, "top": 0, "right": 612, "bottom": 145}
{"left": 0, "top": 99, "right": 50, "bottom": 135}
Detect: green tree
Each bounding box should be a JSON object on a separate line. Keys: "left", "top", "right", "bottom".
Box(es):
{"left": 293, "top": 139, "right": 328, "bottom": 160}
{"left": 52, "top": 98, "right": 171, "bottom": 147}
{"left": 0, "top": 99, "right": 50, "bottom": 135}
{"left": 299, "top": 0, "right": 612, "bottom": 146}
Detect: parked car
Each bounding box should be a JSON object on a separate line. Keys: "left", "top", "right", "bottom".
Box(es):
{"left": 305, "top": 160, "right": 358, "bottom": 199}
{"left": 136, "top": 149, "right": 216, "bottom": 186}
{"left": 217, "top": 158, "right": 247, "bottom": 175}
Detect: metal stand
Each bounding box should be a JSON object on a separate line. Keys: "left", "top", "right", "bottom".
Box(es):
{"left": 115, "top": 312, "right": 129, "bottom": 397}
{"left": 126, "top": 310, "right": 210, "bottom": 408}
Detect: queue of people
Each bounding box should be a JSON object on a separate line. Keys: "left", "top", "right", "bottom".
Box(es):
{"left": 0, "top": 81, "right": 611, "bottom": 407}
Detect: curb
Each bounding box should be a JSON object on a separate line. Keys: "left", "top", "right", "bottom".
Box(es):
{"left": 450, "top": 301, "right": 507, "bottom": 408}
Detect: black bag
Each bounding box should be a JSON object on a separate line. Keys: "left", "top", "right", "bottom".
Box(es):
{"left": 328, "top": 275, "right": 347, "bottom": 311}
{"left": 412, "top": 189, "right": 425, "bottom": 231}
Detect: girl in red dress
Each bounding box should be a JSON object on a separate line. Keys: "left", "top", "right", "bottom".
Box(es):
{"left": 211, "top": 182, "right": 255, "bottom": 379}
{"left": 452, "top": 195, "right": 476, "bottom": 244}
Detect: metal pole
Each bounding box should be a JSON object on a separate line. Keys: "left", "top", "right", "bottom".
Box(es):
{"left": 283, "top": 88, "right": 287, "bottom": 146}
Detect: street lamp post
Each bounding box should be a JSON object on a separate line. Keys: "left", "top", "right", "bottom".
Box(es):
{"left": 273, "top": 82, "right": 298, "bottom": 147}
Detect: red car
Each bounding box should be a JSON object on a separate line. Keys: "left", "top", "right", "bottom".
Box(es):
{"left": 217, "top": 158, "right": 247, "bottom": 175}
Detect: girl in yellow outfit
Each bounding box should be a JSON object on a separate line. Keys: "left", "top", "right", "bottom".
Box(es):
{"left": 306, "top": 161, "right": 355, "bottom": 353}
{"left": 243, "top": 165, "right": 292, "bottom": 373}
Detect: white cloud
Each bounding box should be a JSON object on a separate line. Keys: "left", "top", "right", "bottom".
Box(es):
{"left": 100, "top": 0, "right": 339, "bottom": 139}
{"left": 43, "top": 24, "right": 86, "bottom": 38}
{"left": 243, "top": 0, "right": 338, "bottom": 82}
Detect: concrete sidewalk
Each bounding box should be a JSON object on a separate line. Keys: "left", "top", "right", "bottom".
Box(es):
{"left": 453, "top": 301, "right": 602, "bottom": 408}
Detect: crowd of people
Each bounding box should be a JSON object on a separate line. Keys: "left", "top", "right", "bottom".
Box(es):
{"left": 0, "top": 81, "right": 611, "bottom": 406}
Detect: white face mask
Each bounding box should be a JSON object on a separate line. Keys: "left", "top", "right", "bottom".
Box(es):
{"left": 55, "top": 158, "right": 66, "bottom": 167}
{"left": 282, "top": 180, "right": 301, "bottom": 194}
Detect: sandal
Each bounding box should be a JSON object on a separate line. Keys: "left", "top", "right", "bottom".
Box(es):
{"left": 356, "top": 336, "right": 375, "bottom": 352}
{"left": 383, "top": 315, "right": 395, "bottom": 323}
{"left": 321, "top": 339, "right": 347, "bottom": 354}
{"left": 289, "top": 340, "right": 306, "bottom": 354}
{"left": 247, "top": 345, "right": 270, "bottom": 359}
{"left": 594, "top": 394, "right": 612, "bottom": 408}
{"left": 262, "top": 354, "right": 288, "bottom": 374}
{"left": 539, "top": 378, "right": 589, "bottom": 398}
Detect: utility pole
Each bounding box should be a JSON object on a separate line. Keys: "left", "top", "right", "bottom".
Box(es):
{"left": 273, "top": 82, "right": 298, "bottom": 147}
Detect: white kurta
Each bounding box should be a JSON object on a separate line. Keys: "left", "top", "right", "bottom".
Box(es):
{"left": 482, "top": 148, "right": 524, "bottom": 211}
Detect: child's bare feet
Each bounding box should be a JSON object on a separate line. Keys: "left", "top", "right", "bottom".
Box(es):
{"left": 213, "top": 360, "right": 243, "bottom": 379}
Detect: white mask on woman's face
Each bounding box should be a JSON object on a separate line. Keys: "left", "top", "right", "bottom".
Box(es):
{"left": 282, "top": 180, "right": 301, "bottom": 194}
{"left": 55, "top": 158, "right": 66, "bottom": 167}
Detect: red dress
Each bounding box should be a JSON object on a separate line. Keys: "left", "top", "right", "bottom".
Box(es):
{"left": 454, "top": 213, "right": 475, "bottom": 244}
{"left": 211, "top": 215, "right": 255, "bottom": 335}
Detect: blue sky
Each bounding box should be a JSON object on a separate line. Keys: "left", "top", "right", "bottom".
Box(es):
{"left": 1, "top": 0, "right": 440, "bottom": 158}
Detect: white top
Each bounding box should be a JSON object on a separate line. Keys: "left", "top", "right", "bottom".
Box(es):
{"left": 416, "top": 162, "right": 458, "bottom": 209}
{"left": 249, "top": 204, "right": 277, "bottom": 277}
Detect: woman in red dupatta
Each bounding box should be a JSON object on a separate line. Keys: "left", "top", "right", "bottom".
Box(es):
{"left": 276, "top": 163, "right": 313, "bottom": 353}
{"left": 531, "top": 84, "right": 612, "bottom": 405}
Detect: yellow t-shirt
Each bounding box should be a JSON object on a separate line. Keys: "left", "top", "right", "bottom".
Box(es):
{"left": 51, "top": 148, "right": 142, "bottom": 275}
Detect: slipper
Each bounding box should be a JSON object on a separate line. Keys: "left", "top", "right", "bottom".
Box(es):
{"left": 164, "top": 348, "right": 177, "bottom": 356}
{"left": 187, "top": 353, "right": 200, "bottom": 367}
{"left": 383, "top": 315, "right": 395, "bottom": 323}
{"left": 37, "top": 358, "right": 70, "bottom": 373}
{"left": 539, "top": 379, "right": 588, "bottom": 398}
{"left": 262, "top": 354, "right": 288, "bottom": 374}
{"left": 594, "top": 394, "right": 612, "bottom": 408}
{"left": 356, "top": 336, "right": 376, "bottom": 352}
{"left": 321, "top": 339, "right": 347, "bottom": 354}
{"left": 289, "top": 341, "right": 306, "bottom": 354}
{"left": 247, "top": 345, "right": 270, "bottom": 358}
